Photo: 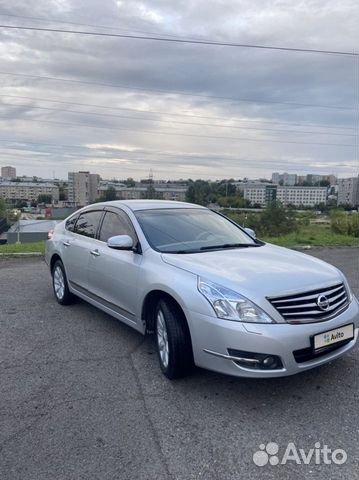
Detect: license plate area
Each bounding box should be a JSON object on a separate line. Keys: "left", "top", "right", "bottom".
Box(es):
{"left": 313, "top": 324, "right": 354, "bottom": 351}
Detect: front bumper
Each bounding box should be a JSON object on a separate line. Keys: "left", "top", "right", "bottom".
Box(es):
{"left": 188, "top": 296, "right": 359, "bottom": 378}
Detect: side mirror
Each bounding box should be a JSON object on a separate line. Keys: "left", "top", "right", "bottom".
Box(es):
{"left": 244, "top": 227, "right": 256, "bottom": 239}
{"left": 107, "top": 234, "right": 134, "bottom": 250}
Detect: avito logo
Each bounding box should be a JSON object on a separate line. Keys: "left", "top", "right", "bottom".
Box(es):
{"left": 253, "top": 442, "right": 347, "bottom": 466}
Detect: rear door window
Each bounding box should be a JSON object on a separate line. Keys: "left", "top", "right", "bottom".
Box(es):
{"left": 74, "top": 211, "right": 103, "bottom": 238}
{"left": 65, "top": 215, "right": 78, "bottom": 232}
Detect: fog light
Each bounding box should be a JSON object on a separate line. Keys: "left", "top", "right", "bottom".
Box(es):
{"left": 262, "top": 356, "right": 277, "bottom": 369}
{"left": 227, "top": 349, "right": 283, "bottom": 370}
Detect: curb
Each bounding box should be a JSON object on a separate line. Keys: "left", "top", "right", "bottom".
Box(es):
{"left": 292, "top": 245, "right": 359, "bottom": 251}
{"left": 0, "top": 252, "right": 44, "bottom": 258}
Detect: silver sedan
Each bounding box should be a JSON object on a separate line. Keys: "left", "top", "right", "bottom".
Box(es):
{"left": 46, "top": 200, "right": 359, "bottom": 379}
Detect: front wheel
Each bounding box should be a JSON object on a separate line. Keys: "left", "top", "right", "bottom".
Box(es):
{"left": 52, "top": 260, "right": 74, "bottom": 305}
{"left": 155, "top": 299, "right": 193, "bottom": 379}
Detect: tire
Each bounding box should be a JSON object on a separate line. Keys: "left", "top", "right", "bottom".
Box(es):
{"left": 155, "top": 299, "right": 193, "bottom": 379}
{"left": 52, "top": 260, "right": 74, "bottom": 305}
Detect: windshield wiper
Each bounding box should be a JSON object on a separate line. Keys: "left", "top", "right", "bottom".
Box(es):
{"left": 200, "top": 243, "right": 260, "bottom": 251}
{"left": 163, "top": 243, "right": 261, "bottom": 253}
{"left": 164, "top": 249, "right": 201, "bottom": 254}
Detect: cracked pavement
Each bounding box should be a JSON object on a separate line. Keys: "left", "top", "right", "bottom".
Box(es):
{"left": 0, "top": 248, "right": 358, "bottom": 479}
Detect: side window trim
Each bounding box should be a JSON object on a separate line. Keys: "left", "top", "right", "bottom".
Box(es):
{"left": 96, "top": 210, "right": 107, "bottom": 240}
{"left": 95, "top": 210, "right": 106, "bottom": 239}
{"left": 99, "top": 207, "right": 138, "bottom": 244}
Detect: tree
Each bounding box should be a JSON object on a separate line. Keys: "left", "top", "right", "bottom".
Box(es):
{"left": 59, "top": 185, "right": 67, "bottom": 201}
{"left": 330, "top": 211, "right": 358, "bottom": 237}
{"left": 224, "top": 211, "right": 261, "bottom": 232}
{"left": 216, "top": 181, "right": 236, "bottom": 197}
{"left": 348, "top": 213, "right": 359, "bottom": 237}
{"left": 218, "top": 194, "right": 250, "bottom": 208}
{"left": 0, "top": 197, "right": 6, "bottom": 217}
{"left": 104, "top": 186, "right": 117, "bottom": 201}
{"left": 330, "top": 210, "right": 348, "bottom": 235}
{"left": 186, "top": 179, "right": 241, "bottom": 206}
{"left": 124, "top": 177, "right": 136, "bottom": 187}
{"left": 259, "top": 201, "right": 298, "bottom": 236}
{"left": 146, "top": 184, "right": 156, "bottom": 199}
{"left": 95, "top": 186, "right": 118, "bottom": 203}
{"left": 338, "top": 203, "right": 355, "bottom": 211}
{"left": 37, "top": 194, "right": 52, "bottom": 204}
{"left": 186, "top": 180, "right": 214, "bottom": 205}
{"left": 317, "top": 180, "right": 330, "bottom": 187}
{"left": 15, "top": 200, "right": 28, "bottom": 209}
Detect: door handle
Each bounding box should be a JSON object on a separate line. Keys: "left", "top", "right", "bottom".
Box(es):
{"left": 62, "top": 241, "right": 71, "bottom": 247}
{"left": 90, "top": 249, "right": 100, "bottom": 257}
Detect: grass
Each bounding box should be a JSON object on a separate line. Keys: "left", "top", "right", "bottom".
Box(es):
{"left": 0, "top": 241, "right": 46, "bottom": 254}
{"left": 262, "top": 225, "right": 359, "bottom": 248}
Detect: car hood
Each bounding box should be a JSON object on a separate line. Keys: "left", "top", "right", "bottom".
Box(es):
{"left": 161, "top": 243, "right": 343, "bottom": 298}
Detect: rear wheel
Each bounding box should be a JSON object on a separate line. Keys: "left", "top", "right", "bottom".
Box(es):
{"left": 52, "top": 260, "right": 74, "bottom": 305}
{"left": 155, "top": 299, "right": 193, "bottom": 379}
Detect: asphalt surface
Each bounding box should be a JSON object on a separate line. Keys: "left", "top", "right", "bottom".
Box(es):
{"left": 0, "top": 248, "right": 358, "bottom": 480}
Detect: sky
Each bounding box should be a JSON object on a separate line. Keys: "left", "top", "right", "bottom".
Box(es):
{"left": 0, "top": 0, "right": 358, "bottom": 181}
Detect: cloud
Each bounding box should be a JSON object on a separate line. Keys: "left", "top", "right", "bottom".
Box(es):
{"left": 0, "top": 0, "right": 357, "bottom": 180}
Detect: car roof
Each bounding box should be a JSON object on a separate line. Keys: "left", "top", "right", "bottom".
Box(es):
{"left": 95, "top": 200, "right": 206, "bottom": 212}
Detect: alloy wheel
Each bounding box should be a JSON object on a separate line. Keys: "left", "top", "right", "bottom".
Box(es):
{"left": 156, "top": 309, "right": 169, "bottom": 368}
{"left": 53, "top": 266, "right": 65, "bottom": 300}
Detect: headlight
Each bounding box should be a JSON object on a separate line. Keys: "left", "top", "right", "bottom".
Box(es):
{"left": 343, "top": 276, "right": 353, "bottom": 302}
{"left": 198, "top": 277, "right": 275, "bottom": 323}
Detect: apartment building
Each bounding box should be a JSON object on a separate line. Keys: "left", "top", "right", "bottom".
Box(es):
{"left": 1, "top": 166, "right": 16, "bottom": 179}
{"left": 97, "top": 180, "right": 126, "bottom": 198}
{"left": 272, "top": 172, "right": 337, "bottom": 186}
{"left": 271, "top": 172, "right": 297, "bottom": 186}
{"left": 241, "top": 183, "right": 269, "bottom": 205}
{"left": 119, "top": 184, "right": 187, "bottom": 201}
{"left": 277, "top": 186, "right": 327, "bottom": 207}
{"left": 0, "top": 182, "right": 59, "bottom": 202}
{"left": 294, "top": 174, "right": 337, "bottom": 186}
{"left": 68, "top": 171, "right": 100, "bottom": 206}
{"left": 95, "top": 180, "right": 187, "bottom": 202}
{"left": 242, "top": 183, "right": 327, "bottom": 207}
{"left": 337, "top": 176, "right": 359, "bottom": 207}
{"left": 305, "top": 174, "right": 337, "bottom": 186}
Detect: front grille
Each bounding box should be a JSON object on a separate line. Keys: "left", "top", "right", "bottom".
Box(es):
{"left": 267, "top": 283, "right": 349, "bottom": 324}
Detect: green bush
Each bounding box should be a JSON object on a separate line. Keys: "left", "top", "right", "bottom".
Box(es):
{"left": 258, "top": 202, "right": 298, "bottom": 237}
{"left": 0, "top": 197, "right": 6, "bottom": 217}
{"left": 330, "top": 211, "right": 359, "bottom": 237}
{"left": 225, "top": 202, "right": 298, "bottom": 237}
{"left": 330, "top": 211, "right": 348, "bottom": 235}
{"left": 348, "top": 213, "right": 359, "bottom": 237}
{"left": 217, "top": 195, "right": 250, "bottom": 208}
{"left": 296, "top": 212, "right": 312, "bottom": 227}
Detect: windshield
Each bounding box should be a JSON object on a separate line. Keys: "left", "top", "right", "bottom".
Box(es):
{"left": 135, "top": 208, "right": 260, "bottom": 253}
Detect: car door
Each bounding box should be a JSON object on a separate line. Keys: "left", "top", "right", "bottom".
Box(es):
{"left": 59, "top": 214, "right": 79, "bottom": 282}
{"left": 61, "top": 209, "right": 104, "bottom": 292}
{"left": 87, "top": 208, "right": 143, "bottom": 326}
